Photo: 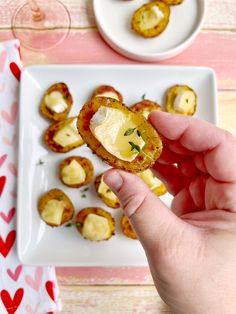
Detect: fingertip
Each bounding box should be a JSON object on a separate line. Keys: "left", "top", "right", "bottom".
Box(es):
{"left": 103, "top": 169, "right": 123, "bottom": 192}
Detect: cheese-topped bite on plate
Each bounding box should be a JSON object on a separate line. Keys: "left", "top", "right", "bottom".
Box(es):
{"left": 59, "top": 156, "right": 94, "bottom": 188}
{"left": 44, "top": 117, "right": 84, "bottom": 153}
{"left": 76, "top": 207, "right": 115, "bottom": 241}
{"left": 131, "top": 1, "right": 170, "bottom": 38}
{"left": 94, "top": 173, "right": 120, "bottom": 209}
{"left": 165, "top": 85, "right": 197, "bottom": 115}
{"left": 77, "top": 97, "right": 162, "bottom": 173}
{"left": 131, "top": 99, "right": 162, "bottom": 119}
{"left": 38, "top": 189, "right": 74, "bottom": 227}
{"left": 138, "top": 169, "right": 167, "bottom": 196}
{"left": 120, "top": 215, "right": 138, "bottom": 240}
{"left": 91, "top": 85, "right": 123, "bottom": 102}
{"left": 40, "top": 82, "right": 73, "bottom": 122}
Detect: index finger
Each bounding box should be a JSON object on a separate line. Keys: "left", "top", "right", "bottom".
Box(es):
{"left": 149, "top": 111, "right": 236, "bottom": 182}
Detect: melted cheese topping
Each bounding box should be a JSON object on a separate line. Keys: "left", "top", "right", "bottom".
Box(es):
{"left": 174, "top": 91, "right": 195, "bottom": 113}
{"left": 98, "top": 176, "right": 119, "bottom": 202}
{"left": 95, "top": 91, "right": 120, "bottom": 101}
{"left": 53, "top": 118, "right": 83, "bottom": 147}
{"left": 41, "top": 199, "right": 65, "bottom": 226}
{"left": 62, "top": 160, "right": 86, "bottom": 185}
{"left": 90, "top": 106, "right": 145, "bottom": 162}
{"left": 138, "top": 169, "right": 162, "bottom": 190}
{"left": 142, "top": 109, "right": 150, "bottom": 119}
{"left": 82, "top": 213, "right": 110, "bottom": 241}
{"left": 141, "top": 6, "right": 164, "bottom": 30}
{"left": 44, "top": 91, "right": 68, "bottom": 113}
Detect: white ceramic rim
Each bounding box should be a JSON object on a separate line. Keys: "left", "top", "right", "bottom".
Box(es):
{"left": 92, "top": 0, "right": 206, "bottom": 62}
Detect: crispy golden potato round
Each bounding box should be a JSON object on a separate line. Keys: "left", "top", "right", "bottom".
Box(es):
{"left": 161, "top": 0, "right": 184, "bottom": 5}
{"left": 94, "top": 173, "right": 120, "bottom": 209}
{"left": 77, "top": 97, "right": 163, "bottom": 173}
{"left": 131, "top": 1, "right": 170, "bottom": 38}
{"left": 165, "top": 85, "right": 197, "bottom": 115}
{"left": 91, "top": 85, "right": 123, "bottom": 103}
{"left": 44, "top": 117, "right": 84, "bottom": 153}
{"left": 130, "top": 100, "right": 162, "bottom": 119}
{"left": 59, "top": 156, "right": 94, "bottom": 188}
{"left": 38, "top": 188, "right": 74, "bottom": 227}
{"left": 76, "top": 207, "right": 115, "bottom": 241}
{"left": 40, "top": 82, "right": 73, "bottom": 122}
{"left": 120, "top": 215, "right": 138, "bottom": 240}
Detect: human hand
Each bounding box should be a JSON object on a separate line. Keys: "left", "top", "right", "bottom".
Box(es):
{"left": 104, "top": 111, "right": 236, "bottom": 314}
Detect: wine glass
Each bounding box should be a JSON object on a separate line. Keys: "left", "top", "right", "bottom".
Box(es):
{"left": 11, "top": 0, "right": 71, "bottom": 51}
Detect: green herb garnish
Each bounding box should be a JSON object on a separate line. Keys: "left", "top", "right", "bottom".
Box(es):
{"left": 129, "top": 141, "right": 141, "bottom": 153}
{"left": 141, "top": 93, "right": 146, "bottom": 100}
{"left": 81, "top": 194, "right": 86, "bottom": 198}
{"left": 57, "top": 195, "right": 64, "bottom": 201}
{"left": 106, "top": 188, "right": 111, "bottom": 193}
{"left": 137, "top": 130, "right": 141, "bottom": 137}
{"left": 37, "top": 159, "right": 44, "bottom": 166}
{"left": 80, "top": 187, "right": 89, "bottom": 192}
{"left": 124, "top": 128, "right": 136, "bottom": 136}
{"left": 63, "top": 95, "right": 68, "bottom": 100}
{"left": 76, "top": 222, "right": 82, "bottom": 228}
{"left": 186, "top": 99, "right": 189, "bottom": 103}
{"left": 65, "top": 222, "right": 72, "bottom": 227}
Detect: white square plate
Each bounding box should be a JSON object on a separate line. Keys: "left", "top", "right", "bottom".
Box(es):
{"left": 17, "top": 65, "right": 217, "bottom": 266}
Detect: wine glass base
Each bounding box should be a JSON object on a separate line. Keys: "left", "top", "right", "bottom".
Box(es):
{"left": 12, "top": 0, "right": 71, "bottom": 51}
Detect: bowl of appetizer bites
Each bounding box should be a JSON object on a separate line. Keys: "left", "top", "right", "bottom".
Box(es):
{"left": 93, "top": 0, "right": 206, "bottom": 61}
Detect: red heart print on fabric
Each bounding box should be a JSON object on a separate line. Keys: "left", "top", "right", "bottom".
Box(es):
{"left": 9, "top": 62, "right": 21, "bottom": 81}
{"left": 1, "top": 288, "right": 24, "bottom": 314}
{"left": 0, "top": 230, "right": 16, "bottom": 258}
{"left": 0, "top": 207, "right": 16, "bottom": 224}
{"left": 1, "top": 102, "right": 18, "bottom": 125}
{"left": 25, "top": 267, "right": 43, "bottom": 292}
{"left": 7, "top": 265, "right": 22, "bottom": 282}
{"left": 0, "top": 154, "right": 7, "bottom": 167}
{"left": 0, "top": 176, "right": 6, "bottom": 197}
{"left": 45, "top": 281, "right": 56, "bottom": 302}
{"left": 0, "top": 50, "right": 7, "bottom": 72}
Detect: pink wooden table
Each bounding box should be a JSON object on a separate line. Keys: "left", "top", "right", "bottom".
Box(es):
{"left": 0, "top": 0, "right": 236, "bottom": 312}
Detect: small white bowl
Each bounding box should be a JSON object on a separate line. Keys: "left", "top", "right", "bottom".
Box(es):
{"left": 93, "top": 0, "right": 206, "bottom": 62}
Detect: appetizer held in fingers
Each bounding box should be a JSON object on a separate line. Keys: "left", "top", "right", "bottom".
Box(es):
{"left": 77, "top": 97, "right": 162, "bottom": 173}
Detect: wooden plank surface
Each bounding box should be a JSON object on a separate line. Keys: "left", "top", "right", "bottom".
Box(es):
{"left": 60, "top": 285, "right": 170, "bottom": 314}
{"left": 0, "top": 0, "right": 235, "bottom": 312}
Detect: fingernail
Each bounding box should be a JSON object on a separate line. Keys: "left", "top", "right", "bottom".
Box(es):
{"left": 103, "top": 170, "right": 123, "bottom": 192}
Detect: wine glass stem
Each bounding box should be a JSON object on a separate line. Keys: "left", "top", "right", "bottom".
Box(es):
{"left": 27, "top": 0, "right": 45, "bottom": 21}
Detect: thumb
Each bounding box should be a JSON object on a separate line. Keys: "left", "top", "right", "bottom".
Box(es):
{"left": 103, "top": 169, "right": 186, "bottom": 253}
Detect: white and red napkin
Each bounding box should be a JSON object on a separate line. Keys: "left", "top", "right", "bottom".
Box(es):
{"left": 0, "top": 39, "right": 61, "bottom": 313}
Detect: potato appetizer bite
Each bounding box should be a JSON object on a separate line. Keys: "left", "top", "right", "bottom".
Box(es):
{"left": 40, "top": 82, "right": 73, "bottom": 122}
{"left": 38, "top": 188, "right": 74, "bottom": 227}
{"left": 131, "top": 1, "right": 170, "bottom": 38}
{"left": 95, "top": 173, "right": 120, "bottom": 209}
{"left": 44, "top": 117, "right": 84, "bottom": 153}
{"left": 59, "top": 156, "right": 93, "bottom": 188}
{"left": 121, "top": 215, "right": 138, "bottom": 240}
{"left": 91, "top": 85, "right": 123, "bottom": 103}
{"left": 165, "top": 85, "right": 197, "bottom": 115}
{"left": 138, "top": 169, "right": 167, "bottom": 196}
{"left": 130, "top": 100, "right": 162, "bottom": 119}
{"left": 77, "top": 97, "right": 162, "bottom": 173}
{"left": 76, "top": 207, "right": 115, "bottom": 241}
{"left": 161, "top": 0, "right": 184, "bottom": 5}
